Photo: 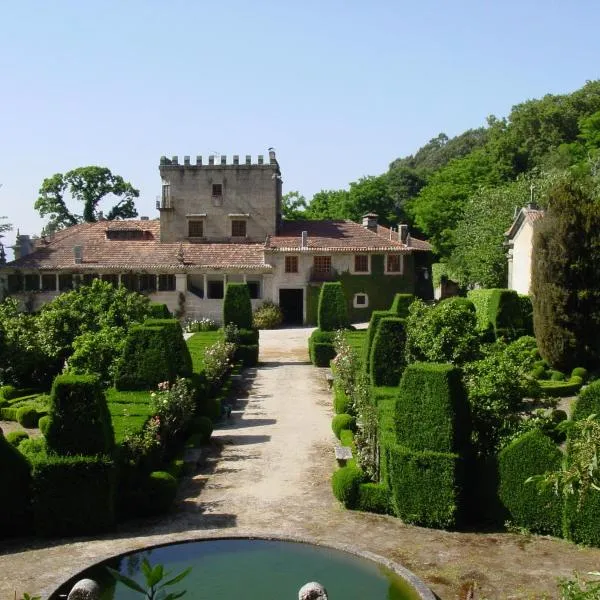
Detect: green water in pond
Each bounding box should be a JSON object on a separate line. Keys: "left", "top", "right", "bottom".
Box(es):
{"left": 51, "top": 539, "right": 423, "bottom": 600}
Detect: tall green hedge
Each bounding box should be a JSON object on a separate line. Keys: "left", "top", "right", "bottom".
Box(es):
{"left": 390, "top": 293, "right": 414, "bottom": 318}
{"left": 394, "top": 362, "right": 470, "bottom": 454}
{"left": 362, "top": 310, "right": 392, "bottom": 370}
{"left": 308, "top": 329, "right": 336, "bottom": 367}
{"left": 370, "top": 317, "right": 406, "bottom": 387}
{"left": 467, "top": 288, "right": 528, "bottom": 340}
{"left": 30, "top": 454, "right": 115, "bottom": 536}
{"left": 498, "top": 429, "right": 563, "bottom": 536}
{"left": 143, "top": 318, "right": 193, "bottom": 377}
{"left": 46, "top": 374, "right": 114, "bottom": 456}
{"left": 572, "top": 380, "right": 600, "bottom": 421}
{"left": 114, "top": 325, "right": 175, "bottom": 390}
{"left": 223, "top": 283, "right": 253, "bottom": 329}
{"left": 388, "top": 444, "right": 463, "bottom": 528}
{"left": 318, "top": 282, "right": 349, "bottom": 331}
{"left": 0, "top": 433, "right": 32, "bottom": 536}
{"left": 148, "top": 303, "right": 171, "bottom": 318}
{"left": 563, "top": 487, "right": 600, "bottom": 546}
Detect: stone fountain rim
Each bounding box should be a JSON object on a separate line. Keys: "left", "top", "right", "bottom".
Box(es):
{"left": 47, "top": 532, "right": 436, "bottom": 600}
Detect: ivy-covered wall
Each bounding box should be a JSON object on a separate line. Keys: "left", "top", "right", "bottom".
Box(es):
{"left": 306, "top": 254, "right": 418, "bottom": 325}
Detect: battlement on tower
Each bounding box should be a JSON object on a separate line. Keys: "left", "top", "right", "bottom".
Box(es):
{"left": 159, "top": 150, "right": 278, "bottom": 169}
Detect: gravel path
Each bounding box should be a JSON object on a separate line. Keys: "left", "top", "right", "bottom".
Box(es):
{"left": 2, "top": 328, "right": 600, "bottom": 599}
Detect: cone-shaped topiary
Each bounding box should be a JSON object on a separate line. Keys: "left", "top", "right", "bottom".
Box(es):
{"left": 370, "top": 317, "right": 407, "bottom": 387}
{"left": 318, "top": 282, "right": 349, "bottom": 331}
{"left": 223, "top": 283, "right": 253, "bottom": 329}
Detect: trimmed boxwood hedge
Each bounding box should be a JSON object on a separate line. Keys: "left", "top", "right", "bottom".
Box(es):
{"left": 395, "top": 362, "right": 470, "bottom": 454}
{"left": 0, "top": 432, "right": 32, "bottom": 536}
{"left": 148, "top": 302, "right": 171, "bottom": 318}
{"left": 308, "top": 329, "right": 336, "bottom": 367}
{"left": 235, "top": 344, "right": 259, "bottom": 367}
{"left": 369, "top": 317, "right": 406, "bottom": 387}
{"left": 333, "top": 382, "right": 351, "bottom": 414}
{"left": 189, "top": 415, "right": 214, "bottom": 443}
{"left": 115, "top": 325, "right": 175, "bottom": 390}
{"left": 0, "top": 385, "right": 18, "bottom": 400}
{"left": 144, "top": 471, "right": 178, "bottom": 515}
{"left": 357, "top": 482, "right": 390, "bottom": 514}
{"left": 467, "top": 288, "right": 529, "bottom": 340}
{"left": 572, "top": 380, "right": 600, "bottom": 421}
{"left": 16, "top": 406, "right": 41, "bottom": 428}
{"left": 238, "top": 328, "right": 260, "bottom": 345}
{"left": 390, "top": 293, "right": 414, "bottom": 318}
{"left": 332, "top": 413, "right": 356, "bottom": 439}
{"left": 0, "top": 407, "right": 17, "bottom": 421}
{"left": 563, "top": 488, "right": 600, "bottom": 546}
{"left": 46, "top": 374, "right": 114, "bottom": 456}
{"left": 362, "top": 310, "right": 392, "bottom": 370}
{"left": 223, "top": 283, "right": 253, "bottom": 329}
{"left": 538, "top": 378, "right": 583, "bottom": 398}
{"left": 318, "top": 282, "right": 349, "bottom": 331}
{"left": 498, "top": 429, "right": 563, "bottom": 536}
{"left": 30, "top": 454, "right": 116, "bottom": 536}
{"left": 388, "top": 444, "right": 463, "bottom": 529}
{"left": 331, "top": 464, "right": 364, "bottom": 508}
{"left": 143, "top": 318, "right": 193, "bottom": 378}
{"left": 5, "top": 430, "right": 29, "bottom": 447}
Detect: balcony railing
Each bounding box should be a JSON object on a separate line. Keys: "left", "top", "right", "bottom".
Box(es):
{"left": 309, "top": 266, "right": 339, "bottom": 282}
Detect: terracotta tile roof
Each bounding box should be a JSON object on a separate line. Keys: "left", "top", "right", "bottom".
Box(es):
{"left": 6, "top": 220, "right": 271, "bottom": 272}
{"left": 374, "top": 224, "right": 432, "bottom": 251}
{"left": 505, "top": 207, "right": 545, "bottom": 238}
{"left": 268, "top": 220, "right": 431, "bottom": 252}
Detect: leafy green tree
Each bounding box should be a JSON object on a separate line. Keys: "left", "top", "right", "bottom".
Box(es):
{"left": 0, "top": 216, "right": 11, "bottom": 240}
{"left": 531, "top": 170, "right": 600, "bottom": 371}
{"left": 281, "top": 191, "right": 307, "bottom": 220}
{"left": 35, "top": 166, "right": 139, "bottom": 234}
{"left": 305, "top": 189, "right": 351, "bottom": 220}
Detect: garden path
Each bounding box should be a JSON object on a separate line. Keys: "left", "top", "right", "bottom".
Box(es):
{"left": 2, "top": 327, "right": 600, "bottom": 599}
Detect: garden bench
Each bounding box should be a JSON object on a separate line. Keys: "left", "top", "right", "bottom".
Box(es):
{"left": 334, "top": 445, "right": 353, "bottom": 465}
{"left": 325, "top": 371, "right": 334, "bottom": 389}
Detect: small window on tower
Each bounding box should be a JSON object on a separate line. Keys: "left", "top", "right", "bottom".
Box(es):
{"left": 212, "top": 183, "right": 223, "bottom": 197}
{"left": 231, "top": 220, "right": 247, "bottom": 237}
{"left": 188, "top": 220, "right": 204, "bottom": 238}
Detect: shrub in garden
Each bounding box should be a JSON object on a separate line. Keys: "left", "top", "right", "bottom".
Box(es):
{"left": 388, "top": 445, "right": 463, "bottom": 528}
{"left": 332, "top": 413, "right": 356, "bottom": 439}
{"left": 190, "top": 415, "right": 214, "bottom": 443}
{"left": 16, "top": 406, "right": 40, "bottom": 428}
{"left": 114, "top": 325, "right": 174, "bottom": 390}
{"left": 333, "top": 383, "right": 351, "bottom": 414}
{"left": 252, "top": 301, "right": 283, "bottom": 329}
{"left": 405, "top": 298, "right": 480, "bottom": 365}
{"left": 46, "top": 374, "right": 114, "bottom": 456}
{"left": 38, "top": 415, "right": 50, "bottom": 436}
{"left": 0, "top": 385, "right": 17, "bottom": 400}
{"left": 143, "top": 471, "right": 178, "bottom": 515}
{"left": 357, "top": 482, "right": 390, "bottom": 514}
{"left": 0, "top": 432, "right": 32, "bottom": 536}
{"left": 69, "top": 326, "right": 127, "bottom": 383}
{"left": 563, "top": 491, "right": 600, "bottom": 547}
{"left": 549, "top": 370, "right": 566, "bottom": 381}
{"left": 498, "top": 429, "right": 563, "bottom": 536}
{"left": 235, "top": 344, "right": 259, "bottom": 367}
{"left": 467, "top": 288, "right": 528, "bottom": 340}
{"left": 5, "top": 430, "right": 29, "bottom": 447}
{"left": 203, "top": 340, "right": 236, "bottom": 385}
{"left": 331, "top": 465, "right": 364, "bottom": 509}
{"left": 572, "top": 380, "right": 600, "bottom": 421}
{"left": 223, "top": 283, "right": 253, "bottom": 329}
{"left": 143, "top": 318, "right": 193, "bottom": 378}
{"left": 308, "top": 329, "right": 336, "bottom": 367}
{"left": 30, "top": 454, "right": 115, "bottom": 536}
{"left": 238, "top": 328, "right": 259, "bottom": 345}
{"left": 0, "top": 406, "right": 17, "bottom": 421}
{"left": 362, "top": 310, "right": 392, "bottom": 370}
{"left": 395, "top": 362, "right": 470, "bottom": 454}
{"left": 318, "top": 282, "right": 349, "bottom": 331}
{"left": 390, "top": 293, "right": 414, "bottom": 318}
{"left": 148, "top": 303, "right": 171, "bottom": 318}
{"left": 370, "top": 317, "right": 406, "bottom": 387}
{"left": 150, "top": 378, "right": 196, "bottom": 443}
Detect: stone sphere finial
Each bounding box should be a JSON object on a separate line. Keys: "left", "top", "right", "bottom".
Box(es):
{"left": 67, "top": 578, "right": 101, "bottom": 600}
{"left": 298, "top": 581, "right": 329, "bottom": 600}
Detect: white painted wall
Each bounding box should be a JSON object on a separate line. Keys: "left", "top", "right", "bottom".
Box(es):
{"left": 510, "top": 221, "right": 534, "bottom": 295}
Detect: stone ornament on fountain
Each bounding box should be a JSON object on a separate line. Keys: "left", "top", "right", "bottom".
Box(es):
{"left": 298, "top": 581, "right": 329, "bottom": 600}
{"left": 67, "top": 579, "right": 100, "bottom": 600}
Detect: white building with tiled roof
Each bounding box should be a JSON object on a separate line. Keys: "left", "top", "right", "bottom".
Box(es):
{"left": 1, "top": 151, "right": 432, "bottom": 324}
{"left": 505, "top": 204, "right": 545, "bottom": 295}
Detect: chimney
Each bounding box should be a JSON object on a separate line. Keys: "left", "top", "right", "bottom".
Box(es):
{"left": 301, "top": 231, "right": 308, "bottom": 249}
{"left": 398, "top": 224, "right": 409, "bottom": 244}
{"left": 362, "top": 213, "right": 378, "bottom": 232}
{"left": 73, "top": 245, "right": 83, "bottom": 264}
{"left": 140, "top": 216, "right": 149, "bottom": 221}
{"left": 269, "top": 148, "right": 277, "bottom": 164}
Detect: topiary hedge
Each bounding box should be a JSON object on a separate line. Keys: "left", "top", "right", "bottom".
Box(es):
{"left": 395, "top": 362, "right": 470, "bottom": 454}
{"left": 538, "top": 378, "right": 583, "bottom": 398}
{"left": 572, "top": 380, "right": 600, "bottom": 421}
{"left": 0, "top": 407, "right": 17, "bottom": 421}
{"left": 332, "top": 413, "right": 356, "bottom": 439}
{"left": 370, "top": 317, "right": 406, "bottom": 387}
{"left": 390, "top": 293, "right": 414, "bottom": 318}
{"left": 388, "top": 444, "right": 463, "bottom": 529}
{"left": 46, "top": 374, "right": 114, "bottom": 456}
{"left": 5, "top": 430, "right": 29, "bottom": 447}
{"left": 498, "top": 429, "right": 563, "bottom": 536}
{"left": 308, "top": 329, "right": 336, "bottom": 367}
{"left": 38, "top": 415, "right": 50, "bottom": 436}
{"left": 357, "top": 482, "right": 390, "bottom": 514}
{"left": 189, "top": 415, "right": 214, "bottom": 443}
{"left": 16, "top": 406, "right": 41, "bottom": 428}
{"left": 144, "top": 470, "right": 178, "bottom": 515}
{"left": 0, "top": 432, "right": 32, "bottom": 536}
{"left": 333, "top": 382, "right": 351, "bottom": 414}
{"left": 115, "top": 325, "right": 175, "bottom": 390}
{"left": 143, "top": 318, "right": 193, "bottom": 378}
{"left": 0, "top": 385, "right": 18, "bottom": 400}
{"left": 223, "top": 283, "right": 253, "bottom": 329}
{"left": 30, "top": 454, "right": 115, "bottom": 536}
{"left": 331, "top": 464, "right": 364, "bottom": 508}
{"left": 318, "top": 282, "right": 349, "bottom": 331}
{"left": 235, "top": 344, "right": 259, "bottom": 367}
{"left": 563, "top": 487, "right": 600, "bottom": 547}
{"left": 362, "top": 310, "right": 392, "bottom": 370}
{"left": 148, "top": 302, "right": 171, "bottom": 318}
{"left": 467, "top": 288, "right": 529, "bottom": 340}
{"left": 238, "top": 328, "right": 260, "bottom": 345}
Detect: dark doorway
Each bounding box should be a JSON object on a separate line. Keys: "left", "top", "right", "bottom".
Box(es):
{"left": 279, "top": 288, "right": 304, "bottom": 325}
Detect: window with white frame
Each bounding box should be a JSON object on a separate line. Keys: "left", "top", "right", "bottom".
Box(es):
{"left": 386, "top": 254, "right": 403, "bottom": 274}
{"left": 354, "top": 254, "right": 369, "bottom": 273}
{"left": 353, "top": 293, "right": 369, "bottom": 308}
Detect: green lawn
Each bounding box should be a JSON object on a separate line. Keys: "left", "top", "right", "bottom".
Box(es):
{"left": 105, "top": 388, "right": 153, "bottom": 443}
{"left": 344, "top": 329, "right": 367, "bottom": 356}
{"left": 187, "top": 331, "right": 224, "bottom": 373}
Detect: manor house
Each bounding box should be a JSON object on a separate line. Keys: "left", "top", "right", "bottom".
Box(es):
{"left": 1, "top": 150, "right": 432, "bottom": 324}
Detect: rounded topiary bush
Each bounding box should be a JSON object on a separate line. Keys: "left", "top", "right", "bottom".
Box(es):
{"left": 16, "top": 406, "right": 40, "bottom": 428}
{"left": 357, "top": 482, "right": 390, "bottom": 514}
{"left": 332, "top": 413, "right": 356, "bottom": 439}
{"left": 530, "top": 366, "right": 546, "bottom": 380}
{"left": 146, "top": 471, "right": 178, "bottom": 514}
{"left": 549, "top": 370, "right": 566, "bottom": 382}
{"left": 498, "top": 429, "right": 563, "bottom": 536}
{"left": 332, "top": 465, "right": 363, "bottom": 508}
{"left": 0, "top": 432, "right": 32, "bottom": 535}
{"left": 223, "top": 283, "right": 253, "bottom": 330}
{"left": 369, "top": 317, "right": 406, "bottom": 387}
{"left": 0, "top": 385, "right": 17, "bottom": 400}
{"left": 571, "top": 367, "right": 588, "bottom": 381}
{"left": 190, "top": 415, "right": 214, "bottom": 443}
{"left": 252, "top": 301, "right": 283, "bottom": 329}
{"left": 5, "top": 430, "right": 29, "bottom": 447}
{"left": 317, "top": 282, "right": 349, "bottom": 331}
{"left": 333, "top": 385, "right": 351, "bottom": 415}
{"left": 38, "top": 415, "right": 50, "bottom": 436}
{"left": 572, "top": 380, "right": 600, "bottom": 422}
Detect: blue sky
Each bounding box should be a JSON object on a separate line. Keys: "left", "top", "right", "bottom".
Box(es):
{"left": 1, "top": 0, "right": 599, "bottom": 256}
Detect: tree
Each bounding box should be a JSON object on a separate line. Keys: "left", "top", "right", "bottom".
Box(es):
{"left": 281, "top": 191, "right": 307, "bottom": 220}
{"left": 531, "top": 170, "right": 600, "bottom": 371}
{"left": 35, "top": 166, "right": 139, "bottom": 234}
{"left": 0, "top": 217, "right": 11, "bottom": 240}
{"left": 305, "top": 189, "right": 351, "bottom": 220}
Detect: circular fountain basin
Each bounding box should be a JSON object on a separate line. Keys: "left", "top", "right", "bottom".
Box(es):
{"left": 49, "top": 537, "right": 435, "bottom": 600}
